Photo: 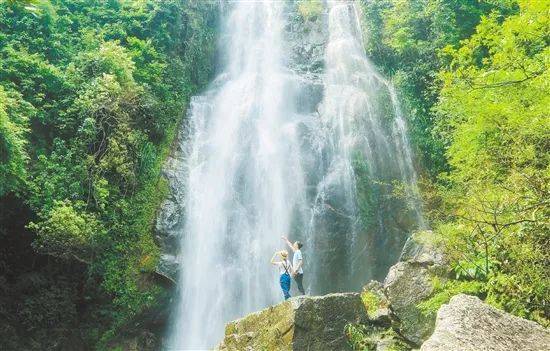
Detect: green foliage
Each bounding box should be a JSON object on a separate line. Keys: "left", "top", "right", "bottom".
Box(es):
{"left": 428, "top": 0, "right": 549, "bottom": 326}
{"left": 297, "top": 0, "right": 323, "bottom": 21}
{"left": 358, "top": 0, "right": 516, "bottom": 175}
{"left": 29, "top": 200, "right": 104, "bottom": 262}
{"left": 0, "top": 86, "right": 32, "bottom": 196}
{"left": 0, "top": 0, "right": 217, "bottom": 347}
{"left": 418, "top": 278, "right": 485, "bottom": 318}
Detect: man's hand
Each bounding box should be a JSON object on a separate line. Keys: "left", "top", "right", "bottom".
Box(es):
{"left": 281, "top": 235, "right": 288, "bottom": 241}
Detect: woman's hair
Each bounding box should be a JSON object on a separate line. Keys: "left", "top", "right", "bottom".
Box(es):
{"left": 295, "top": 241, "right": 303, "bottom": 249}
{"left": 279, "top": 250, "right": 288, "bottom": 259}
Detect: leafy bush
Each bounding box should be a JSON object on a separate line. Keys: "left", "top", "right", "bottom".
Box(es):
{"left": 29, "top": 200, "right": 104, "bottom": 262}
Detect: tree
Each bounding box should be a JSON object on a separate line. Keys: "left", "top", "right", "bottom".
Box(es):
{"left": 432, "top": 0, "right": 549, "bottom": 325}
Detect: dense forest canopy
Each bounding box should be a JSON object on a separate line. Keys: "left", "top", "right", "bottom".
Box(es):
{"left": 1, "top": 0, "right": 217, "bottom": 349}
{"left": 0, "top": 0, "right": 548, "bottom": 349}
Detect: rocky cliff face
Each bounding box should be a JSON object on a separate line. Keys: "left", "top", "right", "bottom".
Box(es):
{"left": 155, "top": 126, "right": 187, "bottom": 283}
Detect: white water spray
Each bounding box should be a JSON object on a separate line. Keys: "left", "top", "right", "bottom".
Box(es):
{"left": 167, "top": 1, "right": 309, "bottom": 349}
{"left": 168, "top": 0, "right": 425, "bottom": 348}
{"left": 309, "top": 0, "right": 425, "bottom": 291}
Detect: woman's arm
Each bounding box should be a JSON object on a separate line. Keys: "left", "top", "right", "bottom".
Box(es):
{"left": 271, "top": 252, "right": 280, "bottom": 265}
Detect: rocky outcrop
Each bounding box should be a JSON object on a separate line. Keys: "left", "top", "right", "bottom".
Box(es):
{"left": 218, "top": 293, "right": 368, "bottom": 351}
{"left": 383, "top": 231, "right": 448, "bottom": 346}
{"left": 154, "top": 126, "right": 187, "bottom": 283}
{"left": 285, "top": 3, "right": 327, "bottom": 77}
{"left": 421, "top": 294, "right": 550, "bottom": 351}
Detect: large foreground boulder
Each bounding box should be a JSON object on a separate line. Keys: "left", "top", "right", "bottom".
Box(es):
{"left": 421, "top": 294, "right": 550, "bottom": 351}
{"left": 217, "top": 293, "right": 368, "bottom": 351}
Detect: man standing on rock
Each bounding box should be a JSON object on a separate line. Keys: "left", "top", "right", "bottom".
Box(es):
{"left": 282, "top": 235, "right": 305, "bottom": 295}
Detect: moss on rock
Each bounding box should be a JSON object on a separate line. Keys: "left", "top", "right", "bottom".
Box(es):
{"left": 218, "top": 293, "right": 368, "bottom": 351}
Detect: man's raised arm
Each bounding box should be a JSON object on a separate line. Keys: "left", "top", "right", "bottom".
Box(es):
{"left": 281, "top": 235, "right": 296, "bottom": 252}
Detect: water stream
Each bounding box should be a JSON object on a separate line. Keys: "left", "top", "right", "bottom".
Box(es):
{"left": 167, "top": 1, "right": 424, "bottom": 349}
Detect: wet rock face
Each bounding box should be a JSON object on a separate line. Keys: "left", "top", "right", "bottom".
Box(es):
{"left": 420, "top": 294, "right": 550, "bottom": 351}
{"left": 284, "top": 3, "right": 328, "bottom": 116}
{"left": 285, "top": 4, "right": 328, "bottom": 77}
{"left": 217, "top": 293, "right": 368, "bottom": 351}
{"left": 155, "top": 127, "right": 187, "bottom": 282}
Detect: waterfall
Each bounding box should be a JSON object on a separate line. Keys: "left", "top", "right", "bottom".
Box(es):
{"left": 307, "top": 0, "right": 425, "bottom": 293}
{"left": 167, "top": 0, "right": 424, "bottom": 348}
{"left": 167, "top": 1, "right": 309, "bottom": 349}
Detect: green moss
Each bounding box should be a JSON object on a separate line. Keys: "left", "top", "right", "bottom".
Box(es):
{"left": 345, "top": 323, "right": 411, "bottom": 351}
{"left": 418, "top": 278, "right": 484, "bottom": 317}
{"left": 361, "top": 291, "right": 381, "bottom": 319}
{"left": 345, "top": 323, "right": 377, "bottom": 351}
{"left": 297, "top": 0, "right": 323, "bottom": 21}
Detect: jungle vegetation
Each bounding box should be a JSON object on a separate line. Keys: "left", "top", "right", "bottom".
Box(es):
{"left": 0, "top": 0, "right": 216, "bottom": 348}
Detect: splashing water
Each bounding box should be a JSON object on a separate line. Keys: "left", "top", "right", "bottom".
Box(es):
{"left": 167, "top": 1, "right": 309, "bottom": 349}
{"left": 168, "top": 0, "right": 425, "bottom": 348}
{"left": 307, "top": 1, "right": 425, "bottom": 293}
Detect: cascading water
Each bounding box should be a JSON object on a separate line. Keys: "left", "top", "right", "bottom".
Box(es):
{"left": 308, "top": 0, "right": 425, "bottom": 293}
{"left": 167, "top": 1, "right": 310, "bottom": 349}
{"left": 168, "top": 0, "right": 425, "bottom": 348}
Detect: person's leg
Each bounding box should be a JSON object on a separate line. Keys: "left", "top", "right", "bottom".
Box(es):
{"left": 295, "top": 273, "right": 305, "bottom": 295}
{"left": 280, "top": 273, "right": 291, "bottom": 300}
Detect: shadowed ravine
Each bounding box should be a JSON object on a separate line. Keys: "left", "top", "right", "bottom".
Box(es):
{"left": 167, "top": 1, "right": 424, "bottom": 349}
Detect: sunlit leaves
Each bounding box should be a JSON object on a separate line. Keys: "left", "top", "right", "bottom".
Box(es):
{"left": 28, "top": 200, "right": 104, "bottom": 262}
{"left": 0, "top": 86, "right": 32, "bottom": 196}
{"left": 432, "top": 0, "right": 549, "bottom": 325}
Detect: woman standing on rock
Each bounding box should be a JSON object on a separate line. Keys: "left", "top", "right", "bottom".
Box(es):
{"left": 271, "top": 250, "right": 292, "bottom": 300}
